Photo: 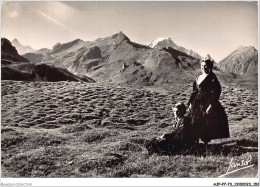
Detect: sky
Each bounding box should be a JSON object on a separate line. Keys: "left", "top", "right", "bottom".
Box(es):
{"left": 1, "top": 1, "right": 258, "bottom": 62}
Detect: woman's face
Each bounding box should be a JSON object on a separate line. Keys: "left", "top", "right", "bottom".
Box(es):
{"left": 173, "top": 110, "right": 183, "bottom": 118}
{"left": 201, "top": 61, "right": 211, "bottom": 74}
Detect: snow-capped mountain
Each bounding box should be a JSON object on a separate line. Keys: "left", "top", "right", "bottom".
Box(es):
{"left": 148, "top": 37, "right": 178, "bottom": 48}
{"left": 148, "top": 37, "right": 202, "bottom": 59}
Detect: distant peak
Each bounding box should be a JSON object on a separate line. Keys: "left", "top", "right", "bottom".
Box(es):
{"left": 52, "top": 42, "right": 61, "bottom": 49}
{"left": 249, "top": 46, "right": 257, "bottom": 51}
{"left": 149, "top": 37, "right": 176, "bottom": 48}
{"left": 12, "top": 38, "right": 19, "bottom": 44}
{"left": 113, "top": 31, "right": 128, "bottom": 38}
{"left": 2, "top": 37, "right": 9, "bottom": 41}
{"left": 118, "top": 31, "right": 125, "bottom": 35}
{"left": 153, "top": 37, "right": 169, "bottom": 43}
{"left": 236, "top": 46, "right": 257, "bottom": 52}
{"left": 112, "top": 31, "right": 130, "bottom": 43}
{"left": 72, "top": 38, "right": 83, "bottom": 43}
{"left": 54, "top": 42, "right": 61, "bottom": 46}
{"left": 237, "top": 46, "right": 247, "bottom": 49}
{"left": 2, "top": 37, "right": 12, "bottom": 44}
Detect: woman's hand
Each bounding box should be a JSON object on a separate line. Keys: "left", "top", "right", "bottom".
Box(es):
{"left": 156, "top": 135, "right": 165, "bottom": 141}
{"left": 206, "top": 105, "right": 212, "bottom": 114}
{"left": 187, "top": 103, "right": 192, "bottom": 114}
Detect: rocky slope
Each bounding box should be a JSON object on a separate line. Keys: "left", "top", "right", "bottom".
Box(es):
{"left": 148, "top": 37, "right": 202, "bottom": 59}
{"left": 217, "top": 46, "right": 258, "bottom": 76}
{"left": 11, "top": 39, "right": 35, "bottom": 55}
{"left": 1, "top": 62, "right": 95, "bottom": 82}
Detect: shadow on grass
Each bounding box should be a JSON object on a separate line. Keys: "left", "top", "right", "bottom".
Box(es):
{"left": 146, "top": 138, "right": 258, "bottom": 157}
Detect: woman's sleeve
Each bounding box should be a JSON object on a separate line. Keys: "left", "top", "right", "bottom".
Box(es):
{"left": 209, "top": 75, "right": 221, "bottom": 104}
{"left": 193, "top": 80, "right": 198, "bottom": 93}
{"left": 188, "top": 81, "right": 198, "bottom": 106}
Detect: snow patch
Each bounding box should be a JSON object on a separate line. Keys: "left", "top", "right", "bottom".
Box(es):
{"left": 148, "top": 37, "right": 170, "bottom": 48}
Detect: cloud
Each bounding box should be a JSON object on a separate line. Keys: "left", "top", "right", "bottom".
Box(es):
{"left": 2, "top": 2, "right": 24, "bottom": 18}
{"left": 39, "top": 12, "right": 68, "bottom": 30}
{"left": 8, "top": 11, "right": 19, "bottom": 18}
{"left": 18, "top": 2, "right": 77, "bottom": 34}
{"left": 37, "top": 11, "right": 77, "bottom": 35}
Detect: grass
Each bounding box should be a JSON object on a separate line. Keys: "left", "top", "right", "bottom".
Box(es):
{"left": 1, "top": 80, "right": 258, "bottom": 178}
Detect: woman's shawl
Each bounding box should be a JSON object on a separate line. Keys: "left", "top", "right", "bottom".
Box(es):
{"left": 188, "top": 72, "right": 229, "bottom": 141}
{"left": 188, "top": 72, "right": 221, "bottom": 107}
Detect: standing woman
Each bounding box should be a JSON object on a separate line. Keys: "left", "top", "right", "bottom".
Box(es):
{"left": 187, "top": 57, "right": 229, "bottom": 144}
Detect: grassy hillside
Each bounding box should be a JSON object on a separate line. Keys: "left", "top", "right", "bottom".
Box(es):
{"left": 1, "top": 80, "right": 258, "bottom": 177}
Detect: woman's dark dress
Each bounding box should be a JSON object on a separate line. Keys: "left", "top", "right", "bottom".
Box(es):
{"left": 188, "top": 72, "right": 229, "bottom": 143}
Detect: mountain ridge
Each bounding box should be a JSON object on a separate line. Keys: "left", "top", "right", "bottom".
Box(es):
{"left": 11, "top": 38, "right": 35, "bottom": 55}
{"left": 5, "top": 32, "right": 256, "bottom": 86}
{"left": 217, "top": 46, "right": 258, "bottom": 76}
{"left": 22, "top": 32, "right": 201, "bottom": 86}
{"left": 1, "top": 38, "right": 95, "bottom": 83}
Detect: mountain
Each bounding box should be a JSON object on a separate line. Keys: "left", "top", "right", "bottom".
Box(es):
{"left": 26, "top": 32, "right": 200, "bottom": 86}
{"left": 8, "top": 33, "right": 253, "bottom": 87}
{"left": 148, "top": 38, "right": 202, "bottom": 59}
{"left": 51, "top": 39, "right": 86, "bottom": 54}
{"left": 23, "top": 39, "right": 87, "bottom": 63}
{"left": 217, "top": 46, "right": 258, "bottom": 76}
{"left": 11, "top": 39, "right": 35, "bottom": 55}
{"left": 23, "top": 53, "right": 45, "bottom": 62}
{"left": 23, "top": 48, "right": 53, "bottom": 62}
{"left": 162, "top": 47, "right": 199, "bottom": 70}
{"left": 37, "top": 48, "right": 52, "bottom": 55}
{"left": 2, "top": 63, "right": 95, "bottom": 82}
{"left": 1, "top": 38, "right": 94, "bottom": 83}
{"left": 1, "top": 38, "right": 29, "bottom": 63}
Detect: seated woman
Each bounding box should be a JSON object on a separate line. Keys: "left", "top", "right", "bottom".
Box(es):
{"left": 146, "top": 103, "right": 194, "bottom": 155}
